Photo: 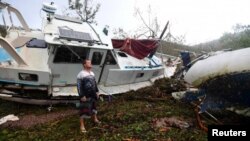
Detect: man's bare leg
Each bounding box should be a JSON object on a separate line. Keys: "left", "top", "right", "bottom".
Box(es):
{"left": 92, "top": 114, "right": 100, "bottom": 123}
{"left": 80, "top": 118, "right": 86, "bottom": 132}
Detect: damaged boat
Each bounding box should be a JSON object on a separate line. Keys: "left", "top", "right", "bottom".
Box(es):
{"left": 182, "top": 47, "right": 250, "bottom": 116}
{"left": 0, "top": 2, "right": 173, "bottom": 105}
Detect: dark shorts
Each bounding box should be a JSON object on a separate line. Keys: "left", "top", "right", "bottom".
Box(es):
{"left": 79, "top": 100, "right": 97, "bottom": 119}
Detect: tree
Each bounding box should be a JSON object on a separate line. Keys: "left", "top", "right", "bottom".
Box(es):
{"left": 134, "top": 5, "right": 160, "bottom": 39}
{"left": 113, "top": 28, "right": 129, "bottom": 39}
{"left": 68, "top": 0, "right": 100, "bottom": 24}
{"left": 113, "top": 5, "right": 186, "bottom": 44}
{"left": 233, "top": 24, "right": 250, "bottom": 33}
{"left": 112, "top": 5, "right": 161, "bottom": 39}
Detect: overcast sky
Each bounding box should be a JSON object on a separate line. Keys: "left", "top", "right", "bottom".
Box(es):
{"left": 2, "top": 0, "right": 250, "bottom": 45}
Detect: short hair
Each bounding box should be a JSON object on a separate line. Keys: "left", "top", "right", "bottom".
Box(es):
{"left": 82, "top": 59, "right": 90, "bottom": 66}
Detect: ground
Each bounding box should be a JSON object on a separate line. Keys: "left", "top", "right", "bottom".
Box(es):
{"left": 1, "top": 78, "right": 247, "bottom": 141}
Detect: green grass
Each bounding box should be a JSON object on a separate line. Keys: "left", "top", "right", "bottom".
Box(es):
{"left": 0, "top": 78, "right": 208, "bottom": 141}
{"left": 0, "top": 98, "right": 207, "bottom": 141}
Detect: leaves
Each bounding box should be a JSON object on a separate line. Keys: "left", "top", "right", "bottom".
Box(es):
{"left": 0, "top": 78, "right": 211, "bottom": 140}
{"left": 123, "top": 138, "right": 141, "bottom": 141}
{"left": 73, "top": 0, "right": 101, "bottom": 24}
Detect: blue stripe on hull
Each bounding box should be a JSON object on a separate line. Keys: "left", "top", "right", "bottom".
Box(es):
{"left": 0, "top": 79, "right": 40, "bottom": 86}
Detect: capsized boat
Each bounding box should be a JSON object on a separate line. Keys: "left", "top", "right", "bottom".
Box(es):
{"left": 184, "top": 48, "right": 250, "bottom": 88}
{"left": 0, "top": 2, "right": 174, "bottom": 105}
{"left": 183, "top": 47, "right": 250, "bottom": 115}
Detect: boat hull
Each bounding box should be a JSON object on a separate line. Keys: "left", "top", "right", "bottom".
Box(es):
{"left": 184, "top": 47, "right": 250, "bottom": 111}
{"left": 184, "top": 47, "right": 250, "bottom": 87}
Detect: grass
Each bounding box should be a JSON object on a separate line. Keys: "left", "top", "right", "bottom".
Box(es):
{"left": 0, "top": 78, "right": 209, "bottom": 141}
{"left": 0, "top": 101, "right": 207, "bottom": 141}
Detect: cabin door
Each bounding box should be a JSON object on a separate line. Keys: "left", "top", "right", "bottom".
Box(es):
{"left": 89, "top": 49, "right": 106, "bottom": 82}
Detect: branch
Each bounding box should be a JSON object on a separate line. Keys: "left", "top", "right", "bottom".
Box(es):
{"left": 135, "top": 8, "right": 156, "bottom": 37}
{"left": 86, "top": 3, "right": 100, "bottom": 23}
{"left": 134, "top": 30, "right": 150, "bottom": 39}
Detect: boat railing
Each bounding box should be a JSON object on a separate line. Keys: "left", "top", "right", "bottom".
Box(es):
{"left": 0, "top": 37, "right": 27, "bottom": 66}
{"left": 0, "top": 2, "right": 30, "bottom": 32}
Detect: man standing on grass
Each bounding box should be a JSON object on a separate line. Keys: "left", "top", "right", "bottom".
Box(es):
{"left": 77, "top": 59, "right": 101, "bottom": 133}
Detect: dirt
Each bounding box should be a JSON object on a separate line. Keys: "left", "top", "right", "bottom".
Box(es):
{"left": 2, "top": 109, "right": 78, "bottom": 129}
{"left": 0, "top": 77, "right": 230, "bottom": 140}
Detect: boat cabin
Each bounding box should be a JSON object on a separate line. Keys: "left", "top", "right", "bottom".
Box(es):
{"left": 0, "top": 2, "right": 164, "bottom": 101}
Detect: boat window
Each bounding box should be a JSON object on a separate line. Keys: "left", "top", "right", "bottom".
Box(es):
{"left": 26, "top": 39, "right": 47, "bottom": 48}
{"left": 118, "top": 52, "right": 128, "bottom": 57}
{"left": 18, "top": 73, "right": 38, "bottom": 82}
{"left": 92, "top": 52, "right": 104, "bottom": 65}
{"left": 105, "top": 51, "right": 117, "bottom": 65}
{"left": 53, "top": 46, "right": 89, "bottom": 63}
{"left": 136, "top": 73, "right": 144, "bottom": 78}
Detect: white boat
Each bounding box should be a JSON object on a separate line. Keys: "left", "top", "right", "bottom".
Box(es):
{"left": 0, "top": 2, "right": 174, "bottom": 105}
{"left": 183, "top": 47, "right": 250, "bottom": 112}
{"left": 184, "top": 48, "right": 250, "bottom": 87}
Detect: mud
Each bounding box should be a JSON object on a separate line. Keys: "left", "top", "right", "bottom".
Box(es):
{"left": 2, "top": 109, "right": 77, "bottom": 129}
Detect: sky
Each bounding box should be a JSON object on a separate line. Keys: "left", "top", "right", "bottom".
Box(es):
{"left": 2, "top": 0, "right": 250, "bottom": 45}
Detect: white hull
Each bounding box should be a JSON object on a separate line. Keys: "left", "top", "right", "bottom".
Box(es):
{"left": 184, "top": 47, "right": 250, "bottom": 87}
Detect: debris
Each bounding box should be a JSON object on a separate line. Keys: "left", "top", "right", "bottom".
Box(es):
{"left": 154, "top": 78, "right": 186, "bottom": 94}
{"left": 159, "top": 127, "right": 171, "bottom": 132}
{"left": 171, "top": 91, "right": 187, "bottom": 100}
{"left": 123, "top": 138, "right": 140, "bottom": 141}
{"left": 0, "top": 114, "right": 19, "bottom": 125}
{"left": 153, "top": 138, "right": 172, "bottom": 141}
{"left": 1, "top": 109, "right": 77, "bottom": 129}
{"left": 226, "top": 107, "right": 250, "bottom": 117}
{"left": 152, "top": 117, "right": 190, "bottom": 130}
{"left": 172, "top": 88, "right": 199, "bottom": 100}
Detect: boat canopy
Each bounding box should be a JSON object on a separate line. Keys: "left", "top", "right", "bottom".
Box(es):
{"left": 112, "top": 39, "right": 159, "bottom": 59}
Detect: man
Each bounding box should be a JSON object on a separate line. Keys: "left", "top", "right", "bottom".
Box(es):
{"left": 77, "top": 59, "right": 101, "bottom": 133}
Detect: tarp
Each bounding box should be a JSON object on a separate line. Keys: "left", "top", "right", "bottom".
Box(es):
{"left": 180, "top": 51, "right": 191, "bottom": 67}
{"left": 111, "top": 38, "right": 159, "bottom": 59}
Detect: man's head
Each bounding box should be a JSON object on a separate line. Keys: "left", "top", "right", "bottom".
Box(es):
{"left": 82, "top": 59, "right": 92, "bottom": 70}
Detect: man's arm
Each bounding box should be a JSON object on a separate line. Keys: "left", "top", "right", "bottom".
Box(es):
{"left": 77, "top": 79, "right": 88, "bottom": 101}
{"left": 94, "top": 79, "right": 100, "bottom": 99}
{"left": 77, "top": 79, "right": 85, "bottom": 97}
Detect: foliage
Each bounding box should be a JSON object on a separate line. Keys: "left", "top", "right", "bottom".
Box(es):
{"left": 69, "top": 0, "right": 100, "bottom": 24}
{"left": 158, "top": 23, "right": 250, "bottom": 58}
{"left": 1, "top": 78, "right": 250, "bottom": 140}
{"left": 0, "top": 78, "right": 208, "bottom": 141}
{"left": 134, "top": 5, "right": 160, "bottom": 39}
{"left": 157, "top": 41, "right": 195, "bottom": 57}
{"left": 0, "top": 25, "right": 7, "bottom": 37}
{"left": 113, "top": 28, "right": 129, "bottom": 39}
{"left": 113, "top": 5, "right": 186, "bottom": 45}
{"left": 193, "top": 24, "right": 250, "bottom": 51}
